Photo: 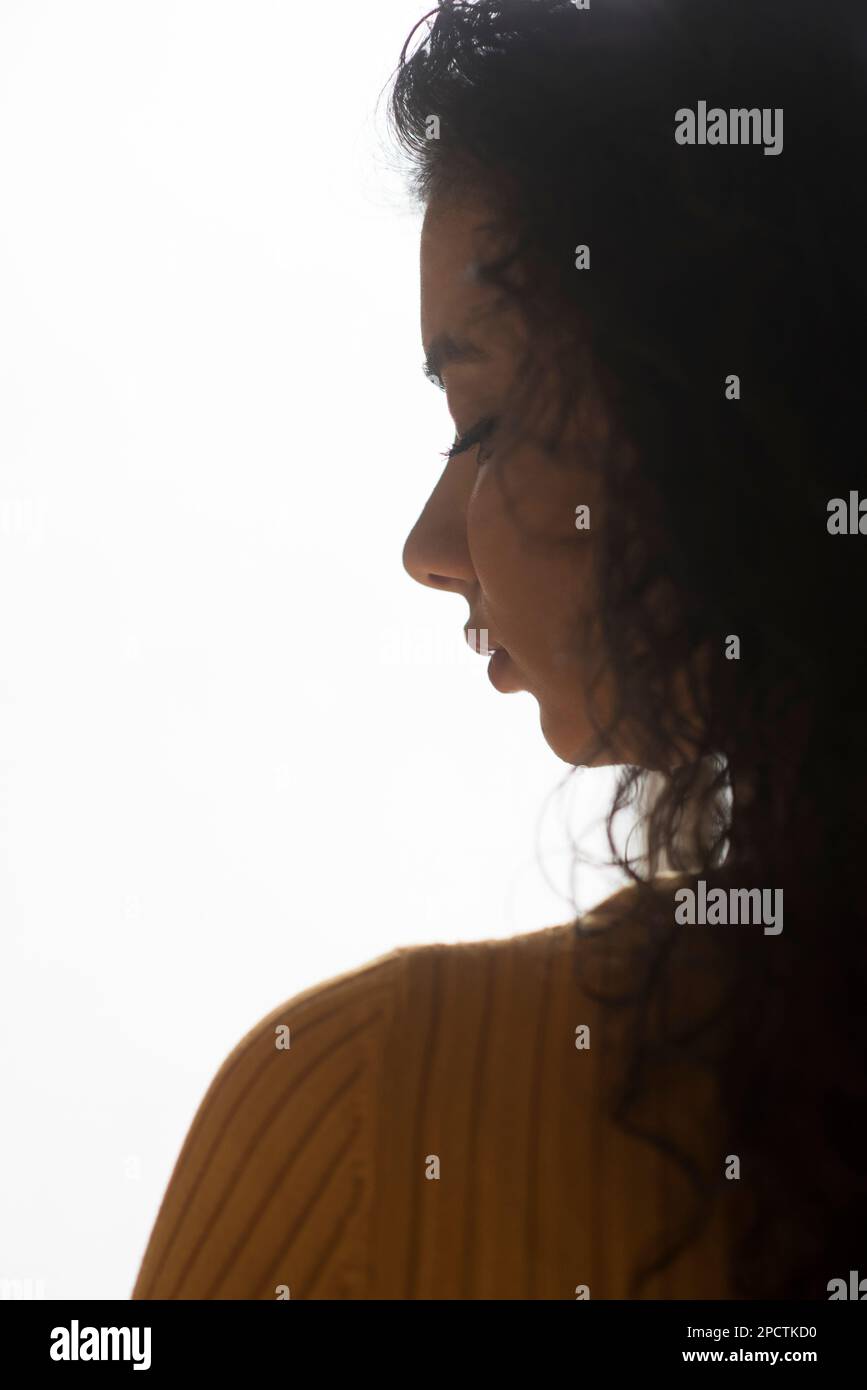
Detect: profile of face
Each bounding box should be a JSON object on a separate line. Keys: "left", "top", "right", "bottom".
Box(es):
{"left": 402, "top": 193, "right": 617, "bottom": 767}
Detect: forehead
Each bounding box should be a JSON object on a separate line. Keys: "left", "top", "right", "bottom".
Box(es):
{"left": 419, "top": 196, "right": 503, "bottom": 351}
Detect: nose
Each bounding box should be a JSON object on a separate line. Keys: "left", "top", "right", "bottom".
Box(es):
{"left": 401, "top": 471, "right": 476, "bottom": 595}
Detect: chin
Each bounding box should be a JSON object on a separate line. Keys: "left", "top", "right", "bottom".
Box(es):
{"left": 539, "top": 706, "right": 588, "bottom": 766}
{"left": 538, "top": 704, "right": 623, "bottom": 769}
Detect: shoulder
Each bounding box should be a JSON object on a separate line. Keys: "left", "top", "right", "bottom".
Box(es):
{"left": 132, "top": 882, "right": 721, "bottom": 1302}
{"left": 132, "top": 945, "right": 410, "bottom": 1300}
{"left": 131, "top": 927, "right": 588, "bottom": 1302}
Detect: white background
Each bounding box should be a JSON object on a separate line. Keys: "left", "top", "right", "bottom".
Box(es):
{"left": 0, "top": 1, "right": 626, "bottom": 1299}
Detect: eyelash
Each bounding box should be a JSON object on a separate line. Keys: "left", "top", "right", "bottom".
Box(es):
{"left": 441, "top": 415, "right": 498, "bottom": 463}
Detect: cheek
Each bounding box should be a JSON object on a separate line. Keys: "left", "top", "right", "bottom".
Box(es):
{"left": 467, "top": 457, "right": 614, "bottom": 763}
{"left": 467, "top": 459, "right": 594, "bottom": 651}
{"left": 465, "top": 467, "right": 528, "bottom": 610}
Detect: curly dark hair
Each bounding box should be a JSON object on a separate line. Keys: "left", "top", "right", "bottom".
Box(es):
{"left": 386, "top": 0, "right": 867, "bottom": 1297}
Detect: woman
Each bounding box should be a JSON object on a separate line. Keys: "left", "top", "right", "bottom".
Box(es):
{"left": 133, "top": 0, "right": 867, "bottom": 1299}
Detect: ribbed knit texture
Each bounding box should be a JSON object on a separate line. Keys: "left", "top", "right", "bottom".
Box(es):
{"left": 132, "top": 884, "right": 732, "bottom": 1299}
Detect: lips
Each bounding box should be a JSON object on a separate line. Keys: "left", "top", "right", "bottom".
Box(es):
{"left": 487, "top": 645, "right": 524, "bottom": 693}
{"left": 464, "top": 620, "right": 524, "bottom": 691}
{"left": 463, "top": 624, "right": 498, "bottom": 657}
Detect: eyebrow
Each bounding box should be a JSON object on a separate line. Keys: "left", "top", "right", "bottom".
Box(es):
{"left": 423, "top": 332, "right": 489, "bottom": 388}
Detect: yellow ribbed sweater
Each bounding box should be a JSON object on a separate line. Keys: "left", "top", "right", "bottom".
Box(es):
{"left": 132, "top": 883, "right": 733, "bottom": 1299}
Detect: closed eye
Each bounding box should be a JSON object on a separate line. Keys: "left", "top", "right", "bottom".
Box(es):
{"left": 441, "top": 415, "right": 498, "bottom": 462}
